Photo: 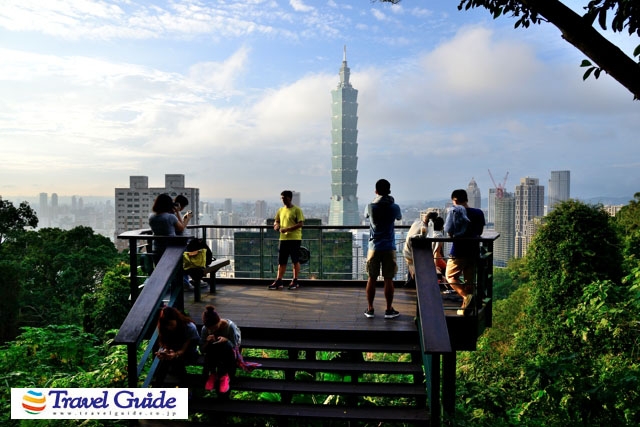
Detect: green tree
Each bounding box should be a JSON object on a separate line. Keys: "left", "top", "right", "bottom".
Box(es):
{"left": 0, "top": 199, "right": 38, "bottom": 245}
{"left": 493, "top": 256, "right": 529, "bottom": 300}
{"left": 456, "top": 200, "right": 639, "bottom": 426}
{"left": 82, "top": 262, "right": 132, "bottom": 340}
{"left": 380, "top": 0, "right": 640, "bottom": 99}
{"left": 0, "top": 325, "right": 128, "bottom": 426}
{"left": 616, "top": 192, "right": 640, "bottom": 265}
{"left": 18, "top": 226, "right": 121, "bottom": 327}
{"left": 525, "top": 200, "right": 622, "bottom": 352}
{"left": 0, "top": 199, "right": 37, "bottom": 342}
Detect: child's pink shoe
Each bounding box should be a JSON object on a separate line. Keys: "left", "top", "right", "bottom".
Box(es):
{"left": 219, "top": 374, "right": 230, "bottom": 393}
{"left": 205, "top": 374, "right": 217, "bottom": 391}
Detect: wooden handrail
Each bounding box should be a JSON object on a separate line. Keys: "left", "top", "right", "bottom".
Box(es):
{"left": 412, "top": 240, "right": 452, "bottom": 354}
{"left": 113, "top": 244, "right": 186, "bottom": 387}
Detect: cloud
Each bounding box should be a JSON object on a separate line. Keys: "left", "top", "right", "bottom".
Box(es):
{"left": 0, "top": 0, "right": 290, "bottom": 40}
{"left": 371, "top": 9, "right": 388, "bottom": 22}
{"left": 187, "top": 46, "right": 250, "bottom": 96}
{"left": 0, "top": 11, "right": 636, "bottom": 202}
{"left": 290, "top": 0, "right": 314, "bottom": 13}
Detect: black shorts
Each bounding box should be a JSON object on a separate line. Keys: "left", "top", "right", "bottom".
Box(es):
{"left": 278, "top": 240, "right": 302, "bottom": 265}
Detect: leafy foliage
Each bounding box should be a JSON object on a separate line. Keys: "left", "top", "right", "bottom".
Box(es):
{"left": 0, "top": 325, "right": 129, "bottom": 426}
{"left": 455, "top": 199, "right": 640, "bottom": 426}
{"left": 525, "top": 200, "right": 622, "bottom": 352}
{"left": 14, "top": 226, "right": 121, "bottom": 327}
{"left": 615, "top": 192, "right": 640, "bottom": 265}
{"left": 0, "top": 200, "right": 38, "bottom": 342}
{"left": 82, "top": 262, "right": 132, "bottom": 340}
{"left": 0, "top": 199, "right": 38, "bottom": 245}
{"left": 493, "top": 257, "right": 529, "bottom": 300}
{"left": 0, "top": 260, "right": 23, "bottom": 342}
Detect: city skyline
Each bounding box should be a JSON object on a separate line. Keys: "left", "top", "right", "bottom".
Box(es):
{"left": 1, "top": 1, "right": 638, "bottom": 203}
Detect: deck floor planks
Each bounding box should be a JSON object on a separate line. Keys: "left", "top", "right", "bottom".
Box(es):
{"left": 184, "top": 283, "right": 418, "bottom": 333}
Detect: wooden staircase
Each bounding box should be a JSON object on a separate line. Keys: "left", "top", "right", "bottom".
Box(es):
{"left": 178, "top": 325, "right": 430, "bottom": 426}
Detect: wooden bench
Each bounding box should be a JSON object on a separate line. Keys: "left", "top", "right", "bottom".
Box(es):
{"left": 193, "top": 258, "right": 230, "bottom": 301}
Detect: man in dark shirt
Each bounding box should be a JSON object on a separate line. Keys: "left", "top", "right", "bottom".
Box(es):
{"left": 444, "top": 189, "right": 485, "bottom": 313}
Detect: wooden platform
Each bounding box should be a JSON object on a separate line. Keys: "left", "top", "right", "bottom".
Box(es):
{"left": 183, "top": 281, "right": 419, "bottom": 334}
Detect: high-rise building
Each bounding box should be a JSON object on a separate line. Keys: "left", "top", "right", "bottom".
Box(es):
{"left": 39, "top": 192, "right": 47, "bottom": 216}
{"left": 493, "top": 192, "right": 515, "bottom": 267}
{"left": 603, "top": 204, "right": 624, "bottom": 217}
{"left": 37, "top": 192, "right": 49, "bottom": 227}
{"left": 328, "top": 47, "right": 360, "bottom": 226}
{"left": 50, "top": 193, "right": 59, "bottom": 221}
{"left": 292, "top": 191, "right": 301, "bottom": 208}
{"left": 487, "top": 188, "right": 496, "bottom": 227}
{"left": 548, "top": 170, "right": 570, "bottom": 212}
{"left": 224, "top": 198, "right": 232, "bottom": 213}
{"left": 466, "top": 178, "right": 481, "bottom": 209}
{"left": 114, "top": 174, "right": 199, "bottom": 251}
{"left": 255, "top": 200, "right": 267, "bottom": 221}
{"left": 515, "top": 177, "right": 544, "bottom": 258}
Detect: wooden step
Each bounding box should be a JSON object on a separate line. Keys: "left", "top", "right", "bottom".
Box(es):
{"left": 241, "top": 338, "right": 421, "bottom": 353}
{"left": 230, "top": 377, "right": 426, "bottom": 398}
{"left": 156, "top": 328, "right": 429, "bottom": 424}
{"left": 243, "top": 357, "right": 424, "bottom": 375}
{"left": 189, "top": 399, "right": 430, "bottom": 423}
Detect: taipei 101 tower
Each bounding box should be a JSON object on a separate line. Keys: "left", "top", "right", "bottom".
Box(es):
{"left": 328, "top": 47, "right": 360, "bottom": 226}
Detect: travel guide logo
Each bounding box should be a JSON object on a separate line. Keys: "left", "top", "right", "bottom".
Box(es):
{"left": 22, "top": 390, "right": 46, "bottom": 414}
{"left": 11, "top": 388, "right": 188, "bottom": 419}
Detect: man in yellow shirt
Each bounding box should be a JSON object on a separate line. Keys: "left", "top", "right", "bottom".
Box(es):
{"left": 269, "top": 190, "right": 305, "bottom": 290}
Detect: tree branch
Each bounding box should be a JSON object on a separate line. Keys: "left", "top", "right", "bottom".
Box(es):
{"left": 524, "top": 0, "right": 640, "bottom": 99}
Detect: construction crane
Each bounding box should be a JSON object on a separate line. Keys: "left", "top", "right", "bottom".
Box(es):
{"left": 488, "top": 169, "right": 509, "bottom": 199}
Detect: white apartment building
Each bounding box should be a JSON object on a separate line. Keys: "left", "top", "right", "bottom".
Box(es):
{"left": 114, "top": 174, "right": 199, "bottom": 251}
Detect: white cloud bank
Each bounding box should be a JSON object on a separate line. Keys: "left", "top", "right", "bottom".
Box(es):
{"left": 0, "top": 7, "right": 637, "bottom": 202}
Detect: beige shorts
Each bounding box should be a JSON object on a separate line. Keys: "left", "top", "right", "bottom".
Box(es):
{"left": 367, "top": 250, "right": 397, "bottom": 279}
{"left": 445, "top": 257, "right": 476, "bottom": 284}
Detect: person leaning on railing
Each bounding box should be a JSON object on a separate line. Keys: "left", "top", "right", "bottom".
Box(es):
{"left": 402, "top": 209, "right": 438, "bottom": 288}
{"left": 444, "top": 189, "right": 485, "bottom": 314}
{"left": 148, "top": 193, "right": 191, "bottom": 264}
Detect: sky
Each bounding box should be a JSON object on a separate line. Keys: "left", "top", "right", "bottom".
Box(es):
{"left": 0, "top": 0, "right": 638, "bottom": 205}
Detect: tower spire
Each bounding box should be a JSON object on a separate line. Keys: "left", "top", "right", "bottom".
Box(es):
{"left": 329, "top": 49, "right": 359, "bottom": 226}
{"left": 338, "top": 46, "right": 351, "bottom": 88}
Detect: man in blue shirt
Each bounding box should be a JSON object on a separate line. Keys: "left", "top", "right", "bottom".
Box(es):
{"left": 364, "top": 179, "right": 402, "bottom": 319}
{"left": 444, "top": 189, "right": 486, "bottom": 314}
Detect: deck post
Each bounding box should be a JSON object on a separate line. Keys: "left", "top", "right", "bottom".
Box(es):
{"left": 427, "top": 353, "right": 441, "bottom": 427}
{"left": 442, "top": 352, "right": 456, "bottom": 417}
{"left": 128, "top": 239, "right": 139, "bottom": 303}
{"left": 127, "top": 344, "right": 138, "bottom": 387}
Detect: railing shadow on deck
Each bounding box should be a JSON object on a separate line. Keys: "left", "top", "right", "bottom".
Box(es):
{"left": 113, "top": 226, "right": 498, "bottom": 424}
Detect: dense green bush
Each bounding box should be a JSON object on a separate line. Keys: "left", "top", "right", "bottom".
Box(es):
{"left": 455, "top": 200, "right": 640, "bottom": 426}
{"left": 82, "top": 262, "right": 131, "bottom": 340}
{"left": 0, "top": 325, "right": 129, "bottom": 426}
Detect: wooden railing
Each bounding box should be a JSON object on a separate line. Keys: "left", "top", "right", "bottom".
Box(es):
{"left": 113, "top": 242, "right": 187, "bottom": 387}
{"left": 412, "top": 232, "right": 499, "bottom": 421}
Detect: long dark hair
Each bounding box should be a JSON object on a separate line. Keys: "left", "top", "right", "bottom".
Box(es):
{"left": 152, "top": 193, "right": 175, "bottom": 214}
{"left": 157, "top": 306, "right": 194, "bottom": 349}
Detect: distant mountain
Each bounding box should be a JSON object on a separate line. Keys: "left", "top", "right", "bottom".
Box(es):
{"left": 580, "top": 196, "right": 632, "bottom": 206}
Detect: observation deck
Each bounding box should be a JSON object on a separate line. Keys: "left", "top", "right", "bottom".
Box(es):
{"left": 115, "top": 225, "right": 498, "bottom": 426}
